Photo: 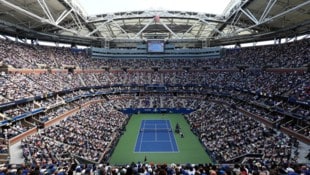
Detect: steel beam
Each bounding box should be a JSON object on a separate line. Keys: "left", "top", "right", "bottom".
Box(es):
{"left": 195, "top": 24, "right": 206, "bottom": 39}
{"left": 106, "top": 24, "right": 116, "bottom": 39}
{"left": 199, "top": 18, "right": 223, "bottom": 36}
{"left": 240, "top": 8, "right": 258, "bottom": 24}
{"left": 37, "top": 0, "right": 54, "bottom": 23}
{"left": 88, "top": 10, "right": 225, "bottom": 24}
{"left": 56, "top": 9, "right": 73, "bottom": 25}
{"left": 111, "top": 20, "right": 132, "bottom": 39}
{"left": 159, "top": 20, "right": 180, "bottom": 39}
{"left": 133, "top": 18, "right": 154, "bottom": 39}
{"left": 181, "top": 20, "right": 200, "bottom": 39}
{"left": 86, "top": 19, "right": 113, "bottom": 36}
{"left": 0, "top": 0, "right": 78, "bottom": 34}
{"left": 69, "top": 12, "right": 83, "bottom": 30}
{"left": 259, "top": 0, "right": 277, "bottom": 22}
{"left": 235, "top": 0, "right": 310, "bottom": 34}
{"left": 62, "top": 0, "right": 88, "bottom": 22}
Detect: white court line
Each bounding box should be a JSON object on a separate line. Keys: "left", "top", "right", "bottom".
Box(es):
{"left": 155, "top": 123, "right": 157, "bottom": 141}
{"left": 135, "top": 120, "right": 179, "bottom": 152}
{"left": 138, "top": 120, "right": 146, "bottom": 152}
{"left": 166, "top": 120, "right": 175, "bottom": 151}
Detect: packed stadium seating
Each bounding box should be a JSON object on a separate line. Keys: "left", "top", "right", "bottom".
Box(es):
{"left": 0, "top": 38, "right": 309, "bottom": 174}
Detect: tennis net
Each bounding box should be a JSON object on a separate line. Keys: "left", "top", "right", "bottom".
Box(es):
{"left": 140, "top": 128, "right": 172, "bottom": 132}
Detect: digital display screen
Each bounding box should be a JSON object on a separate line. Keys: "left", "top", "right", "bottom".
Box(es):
{"left": 147, "top": 40, "right": 164, "bottom": 53}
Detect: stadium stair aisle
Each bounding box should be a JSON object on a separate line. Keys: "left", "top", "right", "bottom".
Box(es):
{"left": 9, "top": 141, "right": 24, "bottom": 164}
{"left": 296, "top": 141, "right": 310, "bottom": 163}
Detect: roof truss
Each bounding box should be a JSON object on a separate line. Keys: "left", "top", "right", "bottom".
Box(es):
{"left": 0, "top": 0, "right": 308, "bottom": 44}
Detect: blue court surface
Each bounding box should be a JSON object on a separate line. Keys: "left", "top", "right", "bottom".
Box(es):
{"left": 134, "top": 120, "right": 178, "bottom": 152}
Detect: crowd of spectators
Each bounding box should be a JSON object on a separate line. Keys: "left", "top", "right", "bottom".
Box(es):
{"left": 0, "top": 38, "right": 309, "bottom": 70}
{"left": 22, "top": 101, "right": 127, "bottom": 165}
{"left": 185, "top": 101, "right": 296, "bottom": 164}
{"left": 0, "top": 155, "right": 309, "bottom": 175}
{"left": 1, "top": 38, "right": 309, "bottom": 104}
{"left": 112, "top": 93, "right": 309, "bottom": 162}
{"left": 224, "top": 39, "right": 309, "bottom": 68}
{"left": 108, "top": 94, "right": 202, "bottom": 109}
{"left": 91, "top": 94, "right": 307, "bottom": 165}
{"left": 0, "top": 93, "right": 308, "bottom": 174}
{"left": 0, "top": 37, "right": 309, "bottom": 174}
{"left": 0, "top": 122, "right": 31, "bottom": 140}
{"left": 0, "top": 70, "right": 308, "bottom": 105}
{"left": 0, "top": 39, "right": 82, "bottom": 69}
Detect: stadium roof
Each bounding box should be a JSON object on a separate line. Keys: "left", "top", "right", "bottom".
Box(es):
{"left": 78, "top": 0, "right": 231, "bottom": 15}
{"left": 0, "top": 0, "right": 309, "bottom": 47}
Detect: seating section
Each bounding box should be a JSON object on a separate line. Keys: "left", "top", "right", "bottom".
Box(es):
{"left": 22, "top": 102, "right": 127, "bottom": 164}
{"left": 0, "top": 38, "right": 309, "bottom": 174}
{"left": 1, "top": 39, "right": 309, "bottom": 69}
{"left": 185, "top": 101, "right": 295, "bottom": 163}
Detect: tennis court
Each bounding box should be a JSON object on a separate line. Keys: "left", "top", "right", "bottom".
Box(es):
{"left": 109, "top": 114, "right": 212, "bottom": 164}
{"left": 134, "top": 119, "right": 178, "bottom": 152}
